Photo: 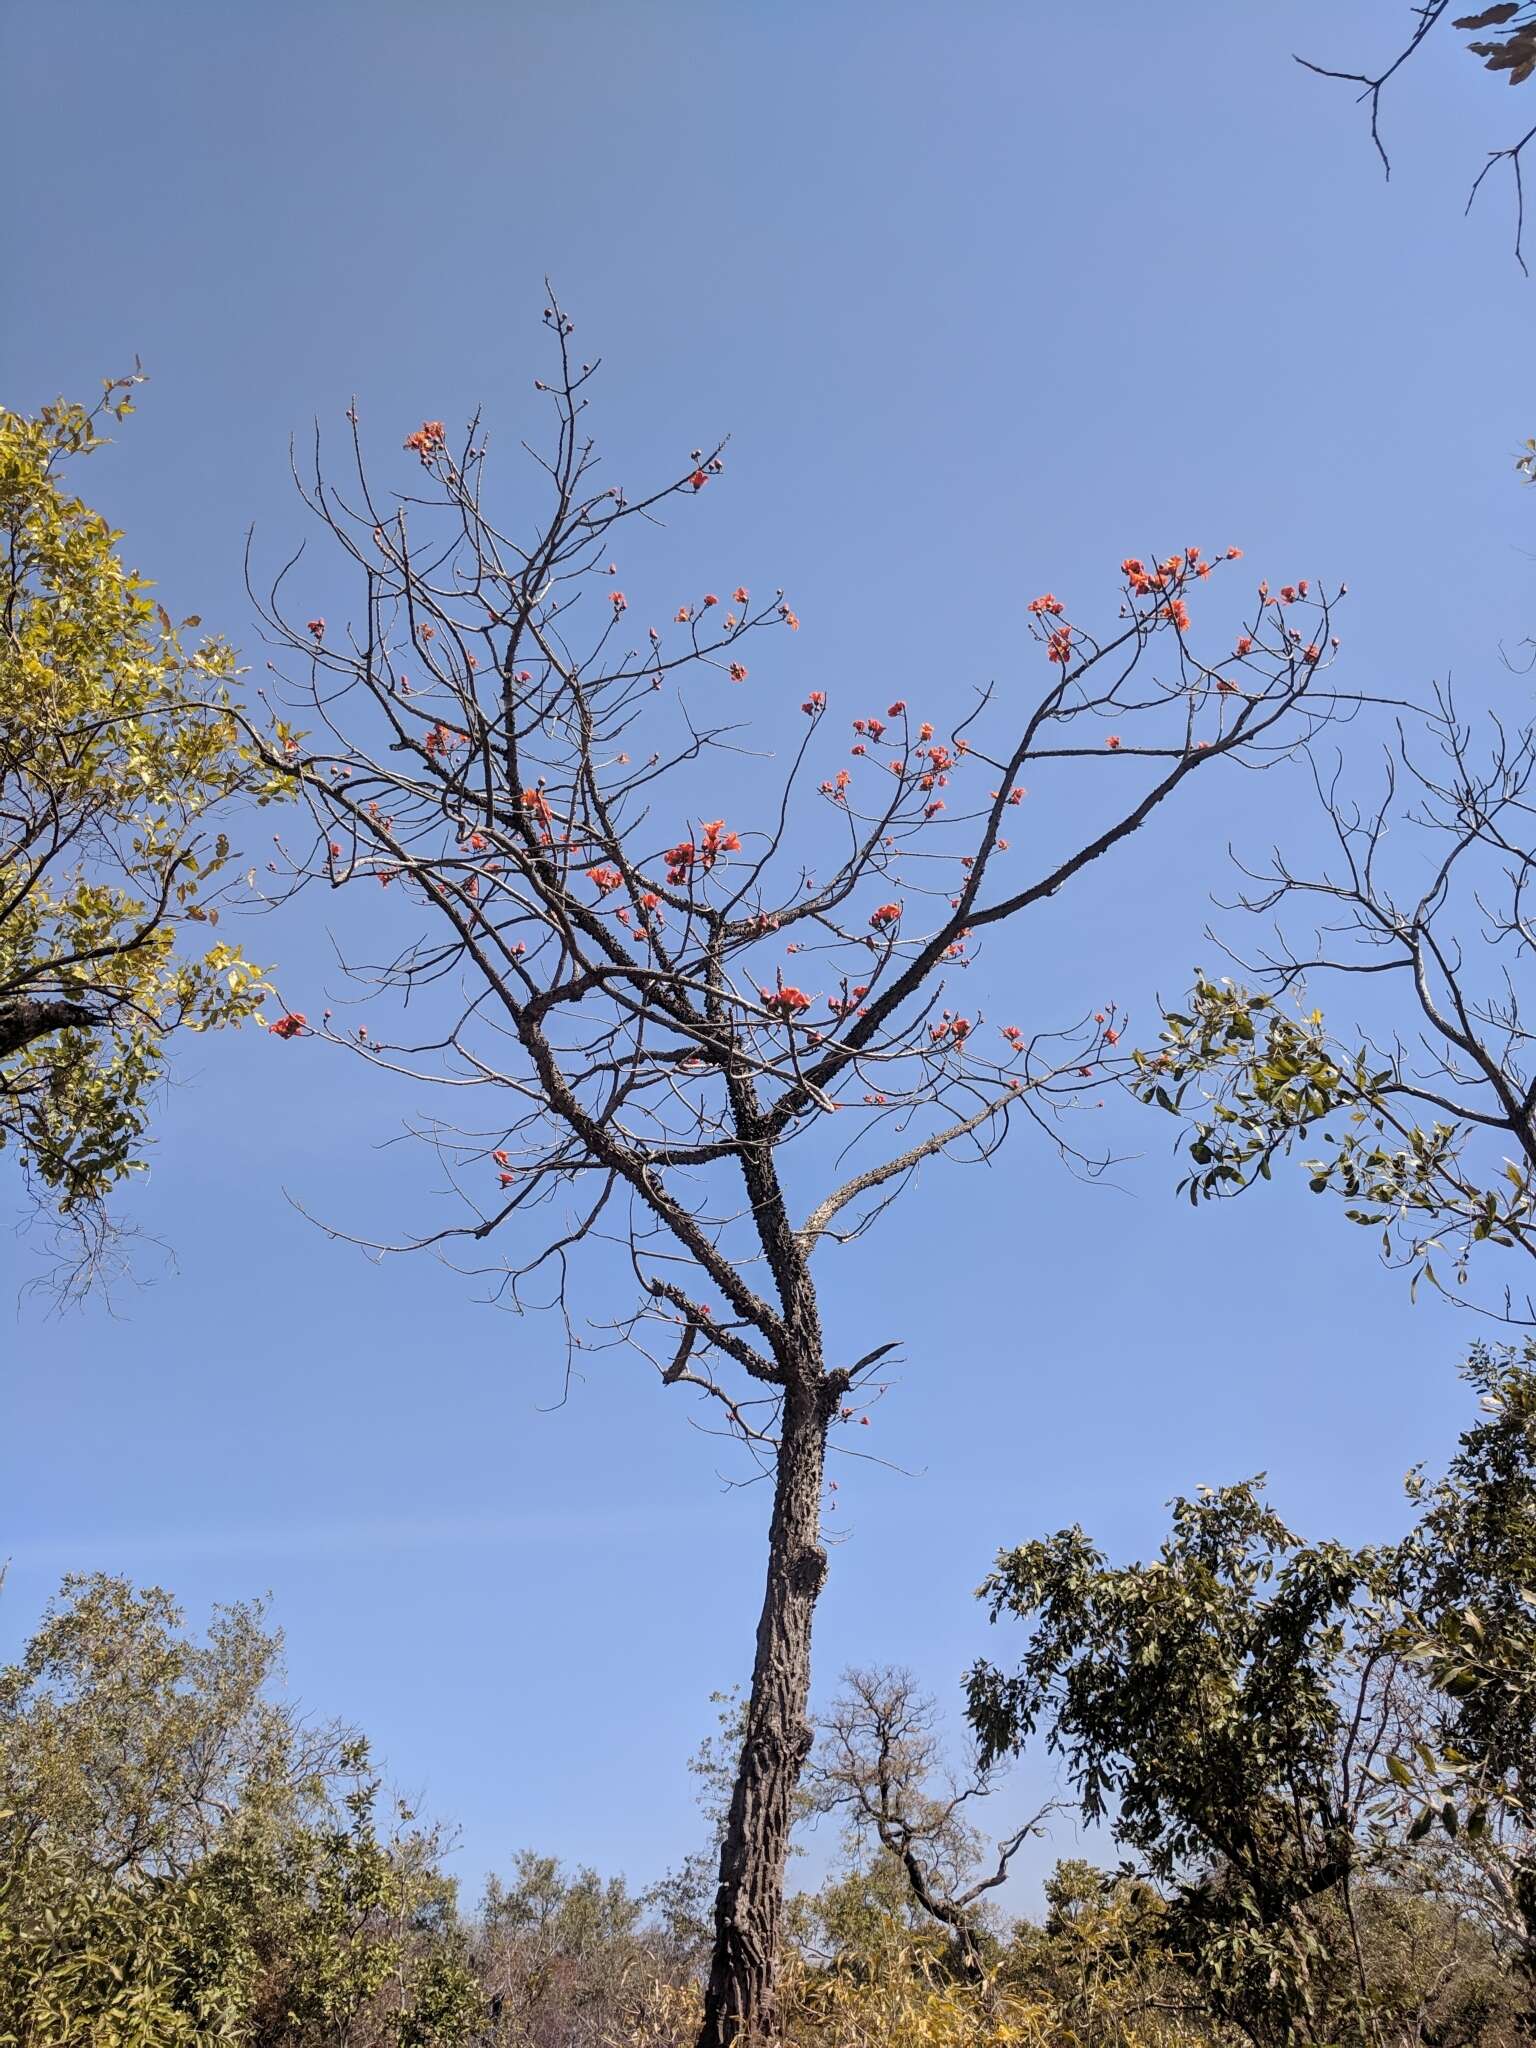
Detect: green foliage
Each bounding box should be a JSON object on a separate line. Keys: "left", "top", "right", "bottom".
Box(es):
{"left": 0, "top": 379, "right": 277, "bottom": 1235}
{"left": 966, "top": 1481, "right": 1405, "bottom": 2040}
{"left": 1135, "top": 974, "right": 1530, "bottom": 1298}
{"left": 0, "top": 1575, "right": 479, "bottom": 2048}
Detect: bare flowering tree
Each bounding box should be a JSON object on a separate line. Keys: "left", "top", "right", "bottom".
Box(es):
{"left": 247, "top": 299, "right": 1347, "bottom": 2045}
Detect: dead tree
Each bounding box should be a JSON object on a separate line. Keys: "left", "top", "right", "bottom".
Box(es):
{"left": 247, "top": 296, "right": 1346, "bottom": 2045}
{"left": 811, "top": 1665, "right": 1055, "bottom": 1979}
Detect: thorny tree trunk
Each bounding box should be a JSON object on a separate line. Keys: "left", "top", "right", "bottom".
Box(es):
{"left": 698, "top": 1375, "right": 832, "bottom": 2047}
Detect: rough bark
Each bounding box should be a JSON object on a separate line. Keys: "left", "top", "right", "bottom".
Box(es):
{"left": 697, "top": 1381, "right": 831, "bottom": 2047}
{"left": 0, "top": 997, "right": 99, "bottom": 1064}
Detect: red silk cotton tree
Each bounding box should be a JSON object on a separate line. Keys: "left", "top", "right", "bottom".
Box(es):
{"left": 250, "top": 303, "right": 1345, "bottom": 2047}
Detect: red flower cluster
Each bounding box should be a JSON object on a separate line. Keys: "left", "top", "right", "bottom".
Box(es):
{"left": 869, "top": 902, "right": 902, "bottom": 928}
{"left": 268, "top": 1012, "right": 307, "bottom": 1040}
{"left": 664, "top": 819, "right": 740, "bottom": 885}
{"left": 802, "top": 692, "right": 825, "bottom": 716}
{"left": 700, "top": 819, "right": 740, "bottom": 867}
{"left": 1122, "top": 551, "right": 1207, "bottom": 598}
{"left": 404, "top": 420, "right": 447, "bottom": 458}
{"left": 728, "top": 662, "right": 749, "bottom": 682}
{"left": 1046, "top": 627, "right": 1072, "bottom": 664}
{"left": 760, "top": 985, "right": 813, "bottom": 1016}
{"left": 1027, "top": 593, "right": 1064, "bottom": 616}
{"left": 780, "top": 604, "right": 800, "bottom": 630}
{"left": 588, "top": 865, "right": 623, "bottom": 894}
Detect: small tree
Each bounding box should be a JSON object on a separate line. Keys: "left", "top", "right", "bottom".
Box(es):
{"left": 809, "top": 1665, "right": 1054, "bottom": 1979}
{"left": 966, "top": 1483, "right": 1414, "bottom": 2044}
{"left": 0, "top": 1573, "right": 480, "bottom": 2048}
{"left": 0, "top": 380, "right": 276, "bottom": 1281}
{"left": 250, "top": 297, "right": 1346, "bottom": 2045}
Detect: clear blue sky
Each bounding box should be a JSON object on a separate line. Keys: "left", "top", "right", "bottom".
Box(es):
{"left": 3, "top": 1, "right": 1533, "bottom": 1909}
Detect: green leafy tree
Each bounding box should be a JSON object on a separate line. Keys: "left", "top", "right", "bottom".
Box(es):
{"left": 1398, "top": 1345, "right": 1536, "bottom": 1980}
{"left": 966, "top": 1483, "right": 1409, "bottom": 2043}
{"left": 0, "top": 379, "right": 275, "bottom": 1269}
{"left": 0, "top": 1574, "right": 479, "bottom": 2048}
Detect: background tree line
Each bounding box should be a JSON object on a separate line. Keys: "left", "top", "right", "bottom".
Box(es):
{"left": 6, "top": 1337, "right": 1536, "bottom": 2046}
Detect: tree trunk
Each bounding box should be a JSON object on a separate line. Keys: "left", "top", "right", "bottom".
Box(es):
{"left": 697, "top": 1383, "right": 830, "bottom": 2047}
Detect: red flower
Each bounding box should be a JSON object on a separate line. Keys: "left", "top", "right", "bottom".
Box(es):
{"left": 702, "top": 593, "right": 719, "bottom": 608}
{"left": 610, "top": 591, "right": 627, "bottom": 611}
{"left": 869, "top": 902, "right": 902, "bottom": 927}
{"left": 268, "top": 1012, "right": 307, "bottom": 1040}
{"left": 887, "top": 700, "right": 906, "bottom": 716}
{"left": 728, "top": 662, "right": 748, "bottom": 682}
{"left": 404, "top": 420, "right": 447, "bottom": 457}
{"left": 1106, "top": 735, "right": 1121, "bottom": 749}
{"left": 307, "top": 617, "right": 325, "bottom": 639}
{"left": 676, "top": 605, "right": 692, "bottom": 622}
{"left": 689, "top": 469, "right": 709, "bottom": 491}
{"left": 734, "top": 586, "right": 749, "bottom": 603}
{"left": 1235, "top": 636, "right": 1253, "bottom": 657}
{"left": 1226, "top": 546, "right": 1243, "bottom": 559}
{"left": 493, "top": 1149, "right": 511, "bottom": 1166}
{"left": 802, "top": 691, "right": 825, "bottom": 715}
{"left": 780, "top": 604, "right": 800, "bottom": 629}
{"left": 700, "top": 819, "right": 741, "bottom": 866}
{"left": 761, "top": 985, "right": 813, "bottom": 1016}
{"left": 1046, "top": 626, "right": 1072, "bottom": 664}
{"left": 588, "top": 865, "right": 623, "bottom": 893}
{"left": 1027, "top": 593, "right": 1064, "bottom": 616}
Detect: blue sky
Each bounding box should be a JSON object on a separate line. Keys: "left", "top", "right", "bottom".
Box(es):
{"left": 4, "top": 0, "right": 1535, "bottom": 1908}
